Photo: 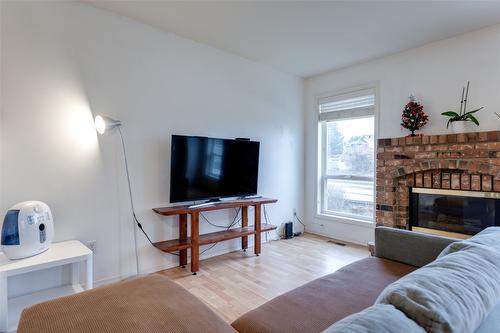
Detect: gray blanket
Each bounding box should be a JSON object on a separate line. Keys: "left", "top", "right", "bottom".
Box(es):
{"left": 321, "top": 304, "right": 425, "bottom": 333}
{"left": 376, "top": 244, "right": 500, "bottom": 333}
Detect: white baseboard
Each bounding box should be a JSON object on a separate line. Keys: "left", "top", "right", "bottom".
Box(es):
{"left": 306, "top": 224, "right": 373, "bottom": 246}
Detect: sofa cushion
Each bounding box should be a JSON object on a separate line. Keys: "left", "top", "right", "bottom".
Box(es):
{"left": 18, "top": 274, "right": 236, "bottom": 333}
{"left": 231, "top": 257, "right": 417, "bottom": 333}
{"left": 439, "top": 226, "right": 500, "bottom": 257}
{"left": 376, "top": 244, "right": 500, "bottom": 333}
{"left": 321, "top": 304, "right": 425, "bottom": 333}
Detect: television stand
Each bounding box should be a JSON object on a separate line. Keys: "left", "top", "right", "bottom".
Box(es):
{"left": 152, "top": 197, "right": 278, "bottom": 274}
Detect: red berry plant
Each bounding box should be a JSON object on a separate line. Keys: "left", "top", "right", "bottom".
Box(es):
{"left": 401, "top": 95, "right": 428, "bottom": 136}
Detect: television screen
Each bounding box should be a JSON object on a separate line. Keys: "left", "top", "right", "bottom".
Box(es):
{"left": 170, "top": 135, "right": 260, "bottom": 203}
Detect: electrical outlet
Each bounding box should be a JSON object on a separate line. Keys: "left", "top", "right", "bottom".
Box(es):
{"left": 293, "top": 209, "right": 297, "bottom": 216}
{"left": 87, "top": 240, "right": 96, "bottom": 254}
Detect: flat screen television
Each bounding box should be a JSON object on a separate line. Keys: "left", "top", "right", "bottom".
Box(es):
{"left": 170, "top": 135, "right": 260, "bottom": 203}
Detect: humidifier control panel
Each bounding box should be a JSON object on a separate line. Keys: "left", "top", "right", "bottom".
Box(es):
{"left": 39, "top": 223, "right": 46, "bottom": 243}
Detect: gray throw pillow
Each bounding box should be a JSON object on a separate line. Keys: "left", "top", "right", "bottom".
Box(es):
{"left": 321, "top": 304, "right": 425, "bottom": 333}
{"left": 376, "top": 244, "right": 500, "bottom": 333}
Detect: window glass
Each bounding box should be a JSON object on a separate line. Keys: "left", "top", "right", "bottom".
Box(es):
{"left": 318, "top": 89, "right": 375, "bottom": 221}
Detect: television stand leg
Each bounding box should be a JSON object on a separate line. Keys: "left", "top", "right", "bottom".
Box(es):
{"left": 179, "top": 214, "right": 188, "bottom": 268}
{"left": 254, "top": 204, "right": 262, "bottom": 255}
{"left": 190, "top": 212, "right": 200, "bottom": 275}
{"left": 241, "top": 206, "right": 249, "bottom": 251}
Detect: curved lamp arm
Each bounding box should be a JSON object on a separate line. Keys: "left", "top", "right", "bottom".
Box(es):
{"left": 94, "top": 115, "right": 140, "bottom": 276}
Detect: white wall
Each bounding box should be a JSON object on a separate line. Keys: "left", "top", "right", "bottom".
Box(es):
{"left": 305, "top": 24, "right": 500, "bottom": 245}
{"left": 0, "top": 1, "right": 304, "bottom": 297}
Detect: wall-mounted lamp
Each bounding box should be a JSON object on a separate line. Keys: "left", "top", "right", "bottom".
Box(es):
{"left": 94, "top": 115, "right": 122, "bottom": 135}
{"left": 94, "top": 115, "right": 140, "bottom": 276}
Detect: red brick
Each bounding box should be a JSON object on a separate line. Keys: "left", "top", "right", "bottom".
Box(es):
{"left": 494, "top": 179, "right": 500, "bottom": 192}
{"left": 448, "top": 160, "right": 458, "bottom": 169}
{"left": 442, "top": 173, "right": 451, "bottom": 189}
{"left": 479, "top": 163, "right": 491, "bottom": 174}
{"left": 466, "top": 132, "right": 479, "bottom": 142}
{"left": 385, "top": 146, "right": 403, "bottom": 153}
{"left": 415, "top": 173, "right": 423, "bottom": 187}
{"left": 458, "top": 160, "right": 470, "bottom": 170}
{"left": 483, "top": 175, "right": 493, "bottom": 191}
{"left": 487, "top": 131, "right": 500, "bottom": 141}
{"left": 479, "top": 132, "right": 489, "bottom": 142}
{"left": 433, "top": 171, "right": 441, "bottom": 188}
{"left": 487, "top": 142, "right": 500, "bottom": 150}
{"left": 447, "top": 134, "right": 457, "bottom": 143}
{"left": 415, "top": 152, "right": 437, "bottom": 159}
{"left": 404, "top": 145, "right": 421, "bottom": 153}
{"left": 424, "top": 172, "right": 433, "bottom": 188}
{"left": 471, "top": 175, "right": 481, "bottom": 191}
{"left": 451, "top": 173, "right": 461, "bottom": 190}
{"left": 461, "top": 174, "right": 471, "bottom": 190}
{"left": 406, "top": 174, "right": 415, "bottom": 187}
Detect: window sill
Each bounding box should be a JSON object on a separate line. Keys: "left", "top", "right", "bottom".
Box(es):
{"left": 314, "top": 213, "right": 375, "bottom": 229}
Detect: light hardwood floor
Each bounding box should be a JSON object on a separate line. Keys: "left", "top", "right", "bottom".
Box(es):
{"left": 159, "top": 233, "right": 369, "bottom": 323}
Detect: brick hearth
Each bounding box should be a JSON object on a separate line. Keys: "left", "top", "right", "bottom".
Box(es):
{"left": 376, "top": 131, "right": 500, "bottom": 228}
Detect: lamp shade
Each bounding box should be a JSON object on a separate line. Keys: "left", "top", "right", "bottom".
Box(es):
{"left": 94, "top": 115, "right": 121, "bottom": 134}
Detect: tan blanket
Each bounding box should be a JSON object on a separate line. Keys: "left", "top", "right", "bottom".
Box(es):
{"left": 18, "top": 274, "right": 236, "bottom": 333}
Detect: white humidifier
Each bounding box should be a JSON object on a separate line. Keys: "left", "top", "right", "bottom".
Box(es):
{"left": 1, "top": 201, "right": 54, "bottom": 260}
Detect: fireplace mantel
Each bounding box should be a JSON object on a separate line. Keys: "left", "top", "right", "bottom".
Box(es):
{"left": 376, "top": 130, "right": 500, "bottom": 229}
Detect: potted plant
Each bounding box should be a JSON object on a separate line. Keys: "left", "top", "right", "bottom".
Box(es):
{"left": 442, "top": 81, "right": 483, "bottom": 132}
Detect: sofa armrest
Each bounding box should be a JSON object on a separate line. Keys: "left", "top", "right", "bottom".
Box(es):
{"left": 374, "top": 226, "right": 458, "bottom": 267}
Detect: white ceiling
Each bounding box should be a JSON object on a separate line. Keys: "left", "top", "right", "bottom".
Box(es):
{"left": 85, "top": 1, "right": 500, "bottom": 78}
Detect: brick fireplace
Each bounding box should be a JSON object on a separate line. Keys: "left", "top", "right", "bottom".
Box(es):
{"left": 376, "top": 130, "right": 500, "bottom": 229}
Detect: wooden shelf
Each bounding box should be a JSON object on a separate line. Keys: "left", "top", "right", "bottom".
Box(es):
{"left": 153, "top": 239, "right": 192, "bottom": 253}
{"left": 152, "top": 197, "right": 278, "bottom": 273}
{"left": 153, "top": 197, "right": 278, "bottom": 217}
{"left": 153, "top": 224, "right": 277, "bottom": 253}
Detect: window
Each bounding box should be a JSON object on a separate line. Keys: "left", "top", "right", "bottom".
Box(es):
{"left": 318, "top": 88, "right": 375, "bottom": 222}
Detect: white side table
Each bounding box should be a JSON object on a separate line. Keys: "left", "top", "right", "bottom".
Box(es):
{"left": 0, "top": 240, "right": 93, "bottom": 333}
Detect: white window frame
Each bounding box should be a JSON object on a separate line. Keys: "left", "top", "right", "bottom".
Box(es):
{"left": 315, "top": 83, "right": 379, "bottom": 227}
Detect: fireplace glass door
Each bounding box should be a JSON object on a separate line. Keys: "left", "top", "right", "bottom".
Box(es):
{"left": 410, "top": 188, "right": 500, "bottom": 235}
